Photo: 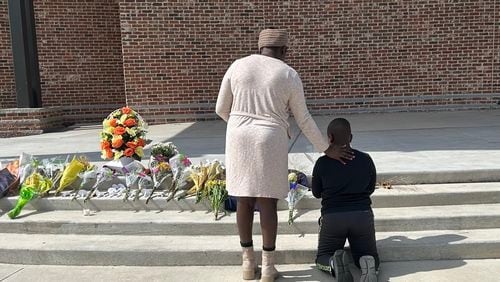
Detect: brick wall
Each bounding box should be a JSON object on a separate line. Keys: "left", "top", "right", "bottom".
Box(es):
{"left": 33, "top": 0, "right": 125, "bottom": 121}
{"left": 119, "top": 0, "right": 499, "bottom": 123}
{"left": 0, "top": 107, "right": 65, "bottom": 137}
{"left": 1, "top": 1, "right": 499, "bottom": 130}
{"left": 0, "top": 0, "right": 15, "bottom": 109}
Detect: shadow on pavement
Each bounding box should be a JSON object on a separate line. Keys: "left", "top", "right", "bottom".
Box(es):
{"left": 376, "top": 234, "right": 467, "bottom": 280}
{"left": 275, "top": 234, "right": 469, "bottom": 282}
{"left": 277, "top": 265, "right": 332, "bottom": 281}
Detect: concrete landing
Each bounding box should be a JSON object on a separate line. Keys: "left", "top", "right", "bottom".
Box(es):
{"left": 1, "top": 260, "right": 499, "bottom": 282}
{"left": 1, "top": 110, "right": 500, "bottom": 182}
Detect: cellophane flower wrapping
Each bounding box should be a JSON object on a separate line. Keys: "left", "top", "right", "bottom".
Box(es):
{"left": 18, "top": 153, "right": 36, "bottom": 188}
{"left": 286, "top": 172, "right": 308, "bottom": 225}
{"left": 78, "top": 167, "right": 97, "bottom": 193}
{"left": 180, "top": 160, "right": 225, "bottom": 202}
{"left": 121, "top": 160, "right": 146, "bottom": 200}
{"left": 89, "top": 167, "right": 115, "bottom": 197}
{"left": 39, "top": 157, "right": 67, "bottom": 195}
{"left": 149, "top": 142, "right": 177, "bottom": 192}
{"left": 8, "top": 172, "right": 53, "bottom": 219}
{"left": 206, "top": 179, "right": 228, "bottom": 220}
{"left": 57, "top": 157, "right": 90, "bottom": 193}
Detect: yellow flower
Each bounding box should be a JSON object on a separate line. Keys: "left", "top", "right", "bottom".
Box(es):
{"left": 158, "top": 162, "right": 171, "bottom": 171}
{"left": 114, "top": 151, "right": 123, "bottom": 160}
{"left": 120, "top": 114, "right": 128, "bottom": 123}
{"left": 102, "top": 119, "right": 110, "bottom": 128}
{"left": 100, "top": 150, "right": 108, "bottom": 159}
{"left": 105, "top": 127, "right": 114, "bottom": 135}
{"left": 111, "top": 135, "right": 123, "bottom": 144}
{"left": 126, "top": 127, "right": 136, "bottom": 137}
{"left": 135, "top": 146, "right": 144, "bottom": 157}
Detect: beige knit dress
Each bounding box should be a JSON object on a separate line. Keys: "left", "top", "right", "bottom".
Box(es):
{"left": 216, "top": 54, "right": 329, "bottom": 199}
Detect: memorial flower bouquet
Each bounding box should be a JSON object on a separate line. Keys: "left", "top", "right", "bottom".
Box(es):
{"left": 206, "top": 179, "right": 228, "bottom": 220}
{"left": 286, "top": 172, "right": 308, "bottom": 225}
{"left": 7, "top": 154, "right": 71, "bottom": 218}
{"left": 83, "top": 166, "right": 116, "bottom": 203}
{"left": 121, "top": 160, "right": 147, "bottom": 201}
{"left": 145, "top": 143, "right": 177, "bottom": 204}
{"left": 8, "top": 171, "right": 53, "bottom": 219}
{"left": 166, "top": 153, "right": 192, "bottom": 201}
{"left": 56, "top": 156, "right": 91, "bottom": 194}
{"left": 100, "top": 107, "right": 147, "bottom": 161}
{"left": 178, "top": 160, "right": 225, "bottom": 202}
{"left": 150, "top": 142, "right": 178, "bottom": 163}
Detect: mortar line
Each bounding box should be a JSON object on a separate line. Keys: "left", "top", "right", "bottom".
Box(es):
{"left": 492, "top": 0, "right": 497, "bottom": 96}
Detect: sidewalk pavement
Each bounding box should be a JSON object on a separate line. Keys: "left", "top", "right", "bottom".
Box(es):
{"left": 1, "top": 260, "right": 500, "bottom": 282}
{"left": 3, "top": 109, "right": 500, "bottom": 177}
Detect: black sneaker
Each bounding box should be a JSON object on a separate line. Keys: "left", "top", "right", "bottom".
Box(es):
{"left": 359, "top": 255, "right": 377, "bottom": 282}
{"left": 329, "top": 250, "right": 353, "bottom": 282}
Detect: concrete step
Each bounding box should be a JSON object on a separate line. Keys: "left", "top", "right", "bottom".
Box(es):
{"left": 2, "top": 203, "right": 500, "bottom": 235}
{"left": 1, "top": 182, "right": 500, "bottom": 212}
{"left": 0, "top": 229, "right": 499, "bottom": 266}
{"left": 2, "top": 259, "right": 500, "bottom": 282}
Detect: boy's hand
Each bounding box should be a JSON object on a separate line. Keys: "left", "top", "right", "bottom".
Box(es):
{"left": 324, "top": 144, "right": 354, "bottom": 165}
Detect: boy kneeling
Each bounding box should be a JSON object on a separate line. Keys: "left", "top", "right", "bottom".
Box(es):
{"left": 312, "top": 118, "right": 379, "bottom": 282}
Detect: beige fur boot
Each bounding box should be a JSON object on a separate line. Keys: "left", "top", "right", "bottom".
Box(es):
{"left": 261, "top": 250, "right": 279, "bottom": 282}
{"left": 242, "top": 247, "right": 256, "bottom": 280}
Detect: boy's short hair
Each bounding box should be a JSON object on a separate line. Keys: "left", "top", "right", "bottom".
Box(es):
{"left": 327, "top": 118, "right": 351, "bottom": 145}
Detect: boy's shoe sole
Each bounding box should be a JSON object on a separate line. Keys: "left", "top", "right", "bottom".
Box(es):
{"left": 330, "top": 250, "right": 353, "bottom": 282}
{"left": 359, "top": 255, "right": 377, "bottom": 282}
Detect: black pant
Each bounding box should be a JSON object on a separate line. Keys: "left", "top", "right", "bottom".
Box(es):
{"left": 316, "top": 209, "right": 380, "bottom": 269}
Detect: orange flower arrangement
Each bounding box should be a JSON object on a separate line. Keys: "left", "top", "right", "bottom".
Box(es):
{"left": 137, "top": 138, "right": 145, "bottom": 147}
{"left": 112, "top": 137, "right": 124, "bottom": 149}
{"left": 113, "top": 126, "right": 126, "bottom": 135}
{"left": 104, "top": 149, "right": 113, "bottom": 159}
{"left": 109, "top": 118, "right": 119, "bottom": 127}
{"left": 100, "top": 140, "right": 111, "bottom": 150}
{"left": 123, "top": 118, "right": 137, "bottom": 127}
{"left": 126, "top": 141, "right": 137, "bottom": 149}
{"left": 124, "top": 148, "right": 135, "bottom": 157}
{"left": 100, "top": 107, "right": 147, "bottom": 160}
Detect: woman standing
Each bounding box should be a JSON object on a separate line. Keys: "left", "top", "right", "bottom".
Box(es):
{"left": 216, "top": 29, "right": 352, "bottom": 281}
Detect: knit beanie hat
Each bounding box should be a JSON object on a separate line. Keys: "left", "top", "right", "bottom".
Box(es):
{"left": 258, "top": 29, "right": 288, "bottom": 49}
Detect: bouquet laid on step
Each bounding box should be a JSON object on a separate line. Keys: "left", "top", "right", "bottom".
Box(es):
{"left": 7, "top": 155, "right": 67, "bottom": 219}
{"left": 7, "top": 172, "right": 53, "bottom": 219}
{"left": 56, "top": 156, "right": 92, "bottom": 194}
{"left": 121, "top": 160, "right": 147, "bottom": 201}
{"left": 179, "top": 160, "right": 225, "bottom": 202}
{"left": 40, "top": 156, "right": 67, "bottom": 195}
{"left": 176, "top": 160, "right": 226, "bottom": 220}
{"left": 145, "top": 142, "right": 194, "bottom": 203}
{"left": 100, "top": 107, "right": 147, "bottom": 161}
{"left": 146, "top": 143, "right": 177, "bottom": 203}
{"left": 286, "top": 171, "right": 309, "bottom": 225}
{"left": 205, "top": 179, "right": 228, "bottom": 220}
{"left": 166, "top": 153, "right": 192, "bottom": 201}
{"left": 83, "top": 166, "right": 116, "bottom": 203}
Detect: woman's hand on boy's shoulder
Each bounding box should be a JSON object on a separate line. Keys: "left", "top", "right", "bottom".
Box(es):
{"left": 323, "top": 144, "right": 354, "bottom": 165}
